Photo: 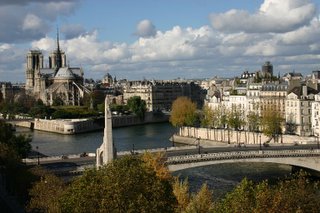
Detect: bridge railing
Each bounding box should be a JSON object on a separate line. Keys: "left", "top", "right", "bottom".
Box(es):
{"left": 165, "top": 149, "right": 320, "bottom": 165}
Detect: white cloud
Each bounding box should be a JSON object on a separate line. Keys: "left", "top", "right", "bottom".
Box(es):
{"left": 22, "top": 14, "right": 44, "bottom": 31}
{"left": 135, "top": 19, "right": 156, "bottom": 38}
{"left": 2, "top": 0, "right": 320, "bottom": 82}
{"left": 210, "top": 0, "right": 316, "bottom": 33}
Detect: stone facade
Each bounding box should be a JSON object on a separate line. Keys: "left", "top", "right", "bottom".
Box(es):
{"left": 25, "top": 32, "right": 87, "bottom": 106}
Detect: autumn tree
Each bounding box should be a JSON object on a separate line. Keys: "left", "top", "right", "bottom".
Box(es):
{"left": 261, "top": 109, "right": 284, "bottom": 142}
{"left": 200, "top": 104, "right": 214, "bottom": 128}
{"left": 215, "top": 178, "right": 256, "bottom": 213}
{"left": 173, "top": 178, "right": 190, "bottom": 212}
{"left": 170, "top": 97, "right": 197, "bottom": 127}
{"left": 27, "top": 167, "right": 66, "bottom": 213}
{"left": 214, "top": 171, "right": 320, "bottom": 213}
{"left": 185, "top": 183, "right": 215, "bottom": 213}
{"left": 60, "top": 155, "right": 177, "bottom": 213}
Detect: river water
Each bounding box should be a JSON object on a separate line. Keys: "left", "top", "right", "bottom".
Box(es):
{"left": 16, "top": 122, "right": 292, "bottom": 197}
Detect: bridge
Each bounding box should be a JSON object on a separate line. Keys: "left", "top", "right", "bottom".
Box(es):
{"left": 22, "top": 99, "right": 320, "bottom": 175}
{"left": 24, "top": 146, "right": 320, "bottom": 177}
{"left": 165, "top": 149, "right": 320, "bottom": 172}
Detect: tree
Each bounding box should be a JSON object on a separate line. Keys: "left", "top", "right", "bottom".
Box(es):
{"left": 285, "top": 113, "right": 297, "bottom": 135}
{"left": 215, "top": 178, "right": 256, "bottom": 213}
{"left": 266, "top": 171, "right": 320, "bottom": 213}
{"left": 227, "top": 107, "right": 245, "bottom": 130}
{"left": 170, "top": 97, "right": 197, "bottom": 127}
{"left": 173, "top": 178, "right": 190, "bottom": 212}
{"left": 185, "top": 183, "right": 215, "bottom": 213}
{"left": 127, "top": 96, "right": 147, "bottom": 120}
{"left": 0, "top": 120, "right": 31, "bottom": 158}
{"left": 200, "top": 104, "right": 214, "bottom": 128}
{"left": 261, "top": 109, "right": 284, "bottom": 142}
{"left": 60, "top": 155, "right": 177, "bottom": 213}
{"left": 27, "top": 167, "right": 66, "bottom": 213}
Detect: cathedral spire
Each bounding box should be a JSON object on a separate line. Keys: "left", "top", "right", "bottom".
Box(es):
{"left": 56, "top": 27, "right": 61, "bottom": 53}
{"left": 55, "top": 27, "right": 62, "bottom": 70}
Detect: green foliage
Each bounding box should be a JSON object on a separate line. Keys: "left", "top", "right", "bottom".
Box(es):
{"left": 110, "top": 103, "right": 130, "bottom": 114}
{"left": 60, "top": 155, "right": 177, "bottom": 213}
{"left": 247, "top": 111, "right": 260, "bottom": 132}
{"left": 170, "top": 97, "right": 197, "bottom": 127}
{"left": 227, "top": 108, "right": 245, "bottom": 130}
{"left": 185, "top": 183, "right": 215, "bottom": 213}
{"left": 27, "top": 167, "right": 66, "bottom": 213}
{"left": 173, "top": 178, "right": 190, "bottom": 212}
{"left": 201, "top": 104, "right": 214, "bottom": 128}
{"left": 127, "top": 96, "right": 147, "bottom": 120}
{"left": 51, "top": 106, "right": 99, "bottom": 119}
{"left": 0, "top": 120, "right": 31, "bottom": 158}
{"left": 215, "top": 178, "right": 255, "bottom": 213}
{"left": 52, "top": 97, "right": 64, "bottom": 106}
{"left": 29, "top": 99, "right": 53, "bottom": 118}
{"left": 261, "top": 109, "right": 284, "bottom": 140}
{"left": 215, "top": 171, "right": 320, "bottom": 213}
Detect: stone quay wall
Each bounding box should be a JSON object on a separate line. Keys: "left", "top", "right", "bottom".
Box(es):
{"left": 175, "top": 126, "right": 316, "bottom": 145}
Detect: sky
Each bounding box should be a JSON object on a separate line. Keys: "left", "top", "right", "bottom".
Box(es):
{"left": 0, "top": 0, "right": 320, "bottom": 83}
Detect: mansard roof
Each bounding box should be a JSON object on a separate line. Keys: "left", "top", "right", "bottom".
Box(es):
{"left": 288, "top": 86, "right": 318, "bottom": 98}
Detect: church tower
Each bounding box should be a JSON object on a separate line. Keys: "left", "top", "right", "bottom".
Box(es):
{"left": 25, "top": 50, "right": 43, "bottom": 91}
{"left": 49, "top": 29, "right": 66, "bottom": 70}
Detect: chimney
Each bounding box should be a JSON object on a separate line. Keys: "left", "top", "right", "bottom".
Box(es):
{"left": 302, "top": 85, "right": 308, "bottom": 98}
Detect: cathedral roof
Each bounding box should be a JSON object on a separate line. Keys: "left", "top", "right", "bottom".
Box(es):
{"left": 54, "top": 67, "right": 77, "bottom": 80}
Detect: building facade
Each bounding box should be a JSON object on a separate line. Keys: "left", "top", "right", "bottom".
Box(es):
{"left": 25, "top": 32, "right": 87, "bottom": 106}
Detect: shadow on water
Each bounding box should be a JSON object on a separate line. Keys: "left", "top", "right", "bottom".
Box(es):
{"left": 173, "top": 162, "right": 292, "bottom": 198}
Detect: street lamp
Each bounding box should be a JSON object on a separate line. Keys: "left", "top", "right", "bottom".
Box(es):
{"left": 198, "top": 137, "right": 201, "bottom": 154}
{"left": 36, "top": 146, "right": 40, "bottom": 165}
{"left": 259, "top": 134, "right": 262, "bottom": 150}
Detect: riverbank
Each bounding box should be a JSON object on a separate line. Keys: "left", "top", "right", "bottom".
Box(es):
{"left": 7, "top": 112, "right": 169, "bottom": 135}
{"left": 172, "top": 126, "right": 318, "bottom": 146}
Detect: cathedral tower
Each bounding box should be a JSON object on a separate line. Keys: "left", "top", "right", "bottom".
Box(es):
{"left": 26, "top": 50, "right": 43, "bottom": 91}
{"left": 49, "top": 29, "right": 66, "bottom": 70}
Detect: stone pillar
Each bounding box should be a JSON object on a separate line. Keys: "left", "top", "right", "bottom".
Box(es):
{"left": 96, "top": 96, "right": 114, "bottom": 167}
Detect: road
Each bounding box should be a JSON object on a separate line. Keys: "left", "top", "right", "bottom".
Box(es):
{"left": 33, "top": 143, "right": 320, "bottom": 176}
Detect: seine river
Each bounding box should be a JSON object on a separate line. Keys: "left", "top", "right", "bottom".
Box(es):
{"left": 16, "top": 122, "right": 292, "bottom": 197}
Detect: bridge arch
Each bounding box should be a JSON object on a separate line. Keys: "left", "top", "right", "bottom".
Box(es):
{"left": 166, "top": 150, "right": 320, "bottom": 172}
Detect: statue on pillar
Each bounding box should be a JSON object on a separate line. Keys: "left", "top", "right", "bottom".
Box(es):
{"left": 96, "top": 96, "right": 115, "bottom": 167}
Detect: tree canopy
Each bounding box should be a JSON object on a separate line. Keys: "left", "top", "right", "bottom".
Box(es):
{"left": 170, "top": 96, "right": 197, "bottom": 127}
{"left": 127, "top": 96, "right": 147, "bottom": 120}
{"left": 60, "top": 155, "right": 177, "bottom": 213}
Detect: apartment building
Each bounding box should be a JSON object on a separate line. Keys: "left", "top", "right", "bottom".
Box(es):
{"left": 123, "top": 80, "right": 205, "bottom": 112}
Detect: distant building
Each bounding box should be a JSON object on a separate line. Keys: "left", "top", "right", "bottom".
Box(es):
{"left": 123, "top": 80, "right": 205, "bottom": 111}
{"left": 0, "top": 82, "right": 22, "bottom": 102}
{"left": 262, "top": 61, "right": 273, "bottom": 77}
{"left": 286, "top": 85, "right": 317, "bottom": 136}
{"left": 25, "top": 31, "right": 88, "bottom": 105}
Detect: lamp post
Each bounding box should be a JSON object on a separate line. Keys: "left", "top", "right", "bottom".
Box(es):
{"left": 198, "top": 137, "right": 201, "bottom": 154}
{"left": 132, "top": 144, "right": 135, "bottom": 155}
{"left": 36, "top": 146, "right": 40, "bottom": 165}
{"left": 259, "top": 133, "right": 262, "bottom": 150}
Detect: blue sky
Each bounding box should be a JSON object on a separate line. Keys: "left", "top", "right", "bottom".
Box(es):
{"left": 0, "top": 0, "right": 320, "bottom": 82}
{"left": 66, "top": 0, "right": 263, "bottom": 43}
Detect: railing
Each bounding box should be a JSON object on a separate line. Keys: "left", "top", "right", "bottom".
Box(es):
{"left": 165, "top": 149, "right": 320, "bottom": 165}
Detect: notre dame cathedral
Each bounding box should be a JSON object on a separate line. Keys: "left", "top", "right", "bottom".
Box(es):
{"left": 25, "top": 31, "right": 88, "bottom": 106}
